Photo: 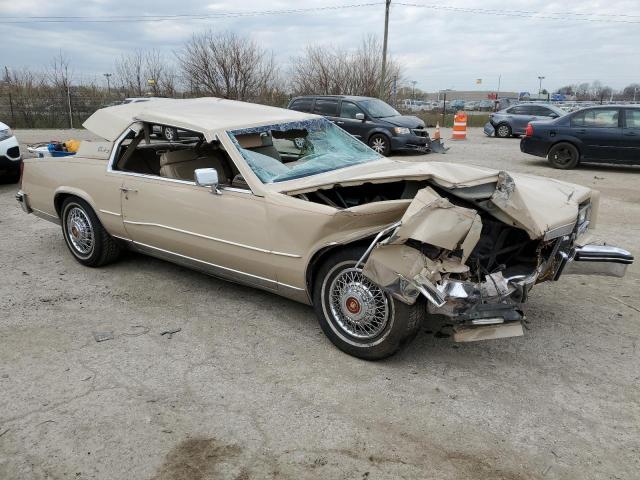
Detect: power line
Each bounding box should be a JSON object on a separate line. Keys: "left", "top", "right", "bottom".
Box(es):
{"left": 2, "top": 2, "right": 640, "bottom": 24}
{"left": 0, "top": 3, "right": 384, "bottom": 23}
{"left": 396, "top": 2, "right": 640, "bottom": 23}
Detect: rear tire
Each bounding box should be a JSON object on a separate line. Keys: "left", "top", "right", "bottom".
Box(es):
{"left": 61, "top": 197, "right": 121, "bottom": 267}
{"left": 548, "top": 142, "right": 579, "bottom": 169}
{"left": 495, "top": 123, "right": 512, "bottom": 138}
{"left": 312, "top": 247, "right": 425, "bottom": 360}
{"left": 163, "top": 126, "right": 178, "bottom": 142}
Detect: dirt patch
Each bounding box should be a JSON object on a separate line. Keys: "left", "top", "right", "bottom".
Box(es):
{"left": 150, "top": 437, "right": 242, "bottom": 480}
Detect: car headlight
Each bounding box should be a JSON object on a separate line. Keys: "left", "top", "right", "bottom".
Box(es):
{"left": 576, "top": 203, "right": 592, "bottom": 236}
{"left": 393, "top": 127, "right": 411, "bottom": 135}
{"left": 0, "top": 128, "right": 12, "bottom": 142}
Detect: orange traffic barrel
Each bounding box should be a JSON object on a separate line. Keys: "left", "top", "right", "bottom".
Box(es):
{"left": 452, "top": 111, "right": 467, "bottom": 140}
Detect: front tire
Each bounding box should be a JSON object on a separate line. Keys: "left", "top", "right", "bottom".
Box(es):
{"left": 61, "top": 197, "right": 121, "bottom": 267}
{"left": 368, "top": 133, "right": 391, "bottom": 156}
{"left": 495, "top": 123, "right": 512, "bottom": 138}
{"left": 548, "top": 142, "right": 579, "bottom": 169}
{"left": 313, "top": 247, "right": 425, "bottom": 360}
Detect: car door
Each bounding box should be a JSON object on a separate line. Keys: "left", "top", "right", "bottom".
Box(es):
{"left": 570, "top": 108, "right": 622, "bottom": 161}
{"left": 509, "top": 105, "right": 535, "bottom": 134}
{"left": 621, "top": 109, "right": 640, "bottom": 162}
{"left": 337, "top": 100, "right": 370, "bottom": 140}
{"left": 312, "top": 98, "right": 342, "bottom": 131}
{"left": 113, "top": 129, "right": 278, "bottom": 291}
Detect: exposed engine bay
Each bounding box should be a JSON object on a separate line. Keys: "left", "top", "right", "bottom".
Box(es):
{"left": 293, "top": 173, "right": 597, "bottom": 338}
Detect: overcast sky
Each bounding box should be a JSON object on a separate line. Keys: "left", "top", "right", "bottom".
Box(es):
{"left": 2, "top": 0, "right": 639, "bottom": 93}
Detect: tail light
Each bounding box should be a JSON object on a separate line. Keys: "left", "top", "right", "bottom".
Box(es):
{"left": 525, "top": 123, "right": 534, "bottom": 137}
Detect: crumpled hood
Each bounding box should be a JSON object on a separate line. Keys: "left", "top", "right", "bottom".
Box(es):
{"left": 273, "top": 159, "right": 593, "bottom": 239}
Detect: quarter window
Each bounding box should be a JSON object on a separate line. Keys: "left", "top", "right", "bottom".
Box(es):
{"left": 313, "top": 99, "right": 339, "bottom": 116}
{"left": 571, "top": 109, "right": 620, "bottom": 128}
{"left": 289, "top": 98, "right": 313, "bottom": 112}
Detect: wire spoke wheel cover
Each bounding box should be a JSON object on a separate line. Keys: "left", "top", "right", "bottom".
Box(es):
{"left": 326, "top": 267, "right": 390, "bottom": 340}
{"left": 65, "top": 206, "right": 94, "bottom": 257}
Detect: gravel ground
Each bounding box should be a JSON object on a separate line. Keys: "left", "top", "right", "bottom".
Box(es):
{"left": 1, "top": 128, "right": 639, "bottom": 480}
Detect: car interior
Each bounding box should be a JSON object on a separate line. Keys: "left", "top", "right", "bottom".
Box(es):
{"left": 113, "top": 124, "right": 250, "bottom": 189}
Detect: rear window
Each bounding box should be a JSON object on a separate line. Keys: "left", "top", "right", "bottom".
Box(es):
{"left": 289, "top": 98, "right": 313, "bottom": 112}
{"left": 624, "top": 109, "right": 640, "bottom": 128}
{"left": 571, "top": 109, "right": 619, "bottom": 128}
{"left": 313, "top": 98, "right": 339, "bottom": 116}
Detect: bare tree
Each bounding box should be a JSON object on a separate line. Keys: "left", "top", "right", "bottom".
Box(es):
{"left": 289, "top": 36, "right": 402, "bottom": 99}
{"left": 115, "top": 50, "right": 176, "bottom": 97}
{"left": 178, "top": 30, "right": 278, "bottom": 101}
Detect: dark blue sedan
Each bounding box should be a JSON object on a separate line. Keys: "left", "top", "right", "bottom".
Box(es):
{"left": 520, "top": 105, "right": 640, "bottom": 169}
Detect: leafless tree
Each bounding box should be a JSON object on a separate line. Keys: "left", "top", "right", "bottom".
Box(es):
{"left": 178, "top": 30, "right": 278, "bottom": 101}
{"left": 289, "top": 36, "right": 402, "bottom": 99}
{"left": 115, "top": 49, "right": 176, "bottom": 97}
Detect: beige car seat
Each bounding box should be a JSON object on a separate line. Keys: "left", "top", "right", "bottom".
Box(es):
{"left": 159, "top": 149, "right": 229, "bottom": 183}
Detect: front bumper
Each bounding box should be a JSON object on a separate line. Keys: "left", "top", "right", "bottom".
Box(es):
{"left": 560, "top": 244, "right": 633, "bottom": 278}
{"left": 391, "top": 134, "right": 431, "bottom": 153}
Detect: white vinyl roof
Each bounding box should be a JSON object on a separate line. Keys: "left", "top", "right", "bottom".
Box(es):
{"left": 83, "top": 97, "right": 316, "bottom": 141}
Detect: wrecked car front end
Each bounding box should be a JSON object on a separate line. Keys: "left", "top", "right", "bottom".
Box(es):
{"left": 348, "top": 172, "right": 633, "bottom": 342}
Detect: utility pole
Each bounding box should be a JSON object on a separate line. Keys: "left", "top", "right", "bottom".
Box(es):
{"left": 538, "top": 76, "right": 545, "bottom": 97}
{"left": 103, "top": 73, "right": 112, "bottom": 94}
{"left": 379, "top": 0, "right": 391, "bottom": 99}
{"left": 411, "top": 80, "right": 417, "bottom": 99}
{"left": 4, "top": 66, "right": 15, "bottom": 126}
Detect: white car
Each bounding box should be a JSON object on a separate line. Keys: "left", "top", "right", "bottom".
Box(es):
{"left": 0, "top": 121, "right": 21, "bottom": 182}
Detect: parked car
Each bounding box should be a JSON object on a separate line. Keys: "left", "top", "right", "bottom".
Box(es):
{"left": 288, "top": 95, "right": 430, "bottom": 156}
{"left": 16, "top": 98, "right": 633, "bottom": 359}
{"left": 0, "top": 121, "right": 22, "bottom": 182}
{"left": 520, "top": 105, "right": 640, "bottom": 169}
{"left": 478, "top": 100, "right": 495, "bottom": 112}
{"left": 121, "top": 98, "right": 178, "bottom": 141}
{"left": 465, "top": 101, "right": 479, "bottom": 111}
{"left": 490, "top": 103, "right": 565, "bottom": 138}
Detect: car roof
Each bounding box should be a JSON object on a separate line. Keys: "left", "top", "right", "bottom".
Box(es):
{"left": 291, "top": 95, "right": 375, "bottom": 102}
{"left": 83, "top": 97, "right": 317, "bottom": 142}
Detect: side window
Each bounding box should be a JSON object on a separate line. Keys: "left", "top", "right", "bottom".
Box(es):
{"left": 340, "top": 101, "right": 364, "bottom": 119}
{"left": 571, "top": 109, "right": 620, "bottom": 128}
{"left": 624, "top": 109, "right": 640, "bottom": 128}
{"left": 507, "top": 105, "right": 530, "bottom": 115}
{"left": 114, "top": 124, "right": 241, "bottom": 186}
{"left": 290, "top": 98, "right": 313, "bottom": 112}
{"left": 532, "top": 106, "right": 552, "bottom": 117}
{"left": 313, "top": 99, "right": 339, "bottom": 116}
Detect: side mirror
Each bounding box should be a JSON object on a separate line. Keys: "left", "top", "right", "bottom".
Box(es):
{"left": 548, "top": 113, "right": 559, "bottom": 118}
{"left": 194, "top": 168, "right": 221, "bottom": 195}
{"left": 355, "top": 113, "right": 365, "bottom": 121}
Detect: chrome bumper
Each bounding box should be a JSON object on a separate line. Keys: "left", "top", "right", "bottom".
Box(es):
{"left": 15, "top": 190, "right": 32, "bottom": 214}
{"left": 561, "top": 244, "right": 634, "bottom": 278}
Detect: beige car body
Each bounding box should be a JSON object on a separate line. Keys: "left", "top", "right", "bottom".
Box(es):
{"left": 16, "top": 98, "right": 632, "bottom": 339}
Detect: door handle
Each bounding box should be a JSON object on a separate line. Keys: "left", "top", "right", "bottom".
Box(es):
{"left": 336, "top": 121, "right": 345, "bottom": 125}
{"left": 576, "top": 129, "right": 586, "bottom": 134}
{"left": 120, "top": 187, "right": 138, "bottom": 193}
{"left": 623, "top": 131, "right": 636, "bottom": 136}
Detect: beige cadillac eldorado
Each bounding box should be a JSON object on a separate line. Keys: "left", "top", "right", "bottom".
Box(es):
{"left": 16, "top": 98, "right": 634, "bottom": 359}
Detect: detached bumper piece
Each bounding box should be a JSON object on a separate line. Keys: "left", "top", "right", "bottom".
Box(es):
{"left": 562, "top": 244, "right": 634, "bottom": 278}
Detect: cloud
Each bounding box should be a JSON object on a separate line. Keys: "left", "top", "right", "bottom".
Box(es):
{"left": 2, "top": 0, "right": 639, "bottom": 92}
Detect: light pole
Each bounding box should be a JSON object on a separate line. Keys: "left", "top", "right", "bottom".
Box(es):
{"left": 538, "top": 76, "right": 545, "bottom": 96}
{"left": 379, "top": 0, "right": 391, "bottom": 99}
{"left": 634, "top": 87, "right": 638, "bottom": 102}
{"left": 103, "top": 73, "right": 112, "bottom": 94}
{"left": 411, "top": 80, "right": 417, "bottom": 99}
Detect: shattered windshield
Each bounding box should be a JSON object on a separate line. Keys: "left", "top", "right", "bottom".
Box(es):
{"left": 228, "top": 118, "right": 382, "bottom": 183}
